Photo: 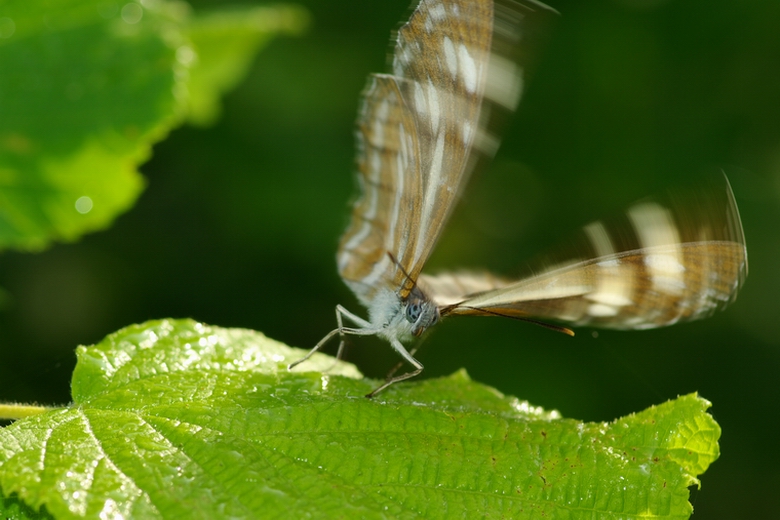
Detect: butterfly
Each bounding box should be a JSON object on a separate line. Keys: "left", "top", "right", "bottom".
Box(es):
{"left": 289, "top": 0, "right": 748, "bottom": 396}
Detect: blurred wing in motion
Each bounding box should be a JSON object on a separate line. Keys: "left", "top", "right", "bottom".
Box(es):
{"left": 337, "top": 0, "right": 555, "bottom": 306}
{"left": 292, "top": 0, "right": 748, "bottom": 397}
{"left": 424, "top": 175, "right": 747, "bottom": 329}
{"left": 291, "top": 0, "right": 557, "bottom": 395}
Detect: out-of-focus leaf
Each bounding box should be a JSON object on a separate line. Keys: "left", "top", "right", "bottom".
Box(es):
{"left": 184, "top": 5, "right": 309, "bottom": 126}
{"left": 0, "top": 1, "right": 307, "bottom": 252}
{"left": 0, "top": 0, "right": 187, "bottom": 251}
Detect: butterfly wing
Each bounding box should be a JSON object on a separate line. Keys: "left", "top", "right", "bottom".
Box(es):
{"left": 337, "top": 75, "right": 423, "bottom": 307}
{"left": 337, "top": 0, "right": 555, "bottom": 306}
{"left": 425, "top": 175, "right": 748, "bottom": 329}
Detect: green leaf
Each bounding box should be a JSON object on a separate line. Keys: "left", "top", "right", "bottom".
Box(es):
{"left": 0, "top": 493, "right": 52, "bottom": 520}
{"left": 0, "top": 1, "right": 306, "bottom": 252}
{"left": 183, "top": 5, "right": 309, "bottom": 127}
{"left": 0, "top": 319, "right": 720, "bottom": 519}
{"left": 0, "top": 0, "right": 181, "bottom": 251}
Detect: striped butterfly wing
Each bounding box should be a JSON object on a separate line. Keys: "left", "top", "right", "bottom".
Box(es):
{"left": 337, "top": 0, "right": 555, "bottom": 306}
{"left": 422, "top": 175, "right": 747, "bottom": 329}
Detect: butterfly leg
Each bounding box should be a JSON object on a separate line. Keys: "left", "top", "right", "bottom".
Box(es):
{"left": 288, "top": 305, "right": 373, "bottom": 371}
{"left": 366, "top": 339, "right": 424, "bottom": 398}
{"left": 287, "top": 327, "right": 340, "bottom": 370}
{"left": 334, "top": 304, "right": 371, "bottom": 361}
{"left": 383, "top": 337, "right": 428, "bottom": 380}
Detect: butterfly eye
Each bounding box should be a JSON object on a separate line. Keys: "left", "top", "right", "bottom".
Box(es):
{"left": 406, "top": 302, "right": 422, "bottom": 324}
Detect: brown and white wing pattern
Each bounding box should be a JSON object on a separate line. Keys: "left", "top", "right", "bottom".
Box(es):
{"left": 337, "top": 75, "right": 423, "bottom": 307}
{"left": 294, "top": 0, "right": 748, "bottom": 396}
{"left": 337, "top": 0, "right": 555, "bottom": 305}
{"left": 427, "top": 175, "right": 748, "bottom": 329}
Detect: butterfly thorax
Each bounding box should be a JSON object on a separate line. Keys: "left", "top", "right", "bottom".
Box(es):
{"left": 368, "top": 286, "right": 440, "bottom": 343}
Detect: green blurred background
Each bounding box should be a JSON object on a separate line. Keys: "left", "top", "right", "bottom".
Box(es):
{"left": 2, "top": 0, "right": 779, "bottom": 517}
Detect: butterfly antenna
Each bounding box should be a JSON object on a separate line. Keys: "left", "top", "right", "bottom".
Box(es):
{"left": 448, "top": 305, "right": 575, "bottom": 336}
{"left": 387, "top": 251, "right": 419, "bottom": 294}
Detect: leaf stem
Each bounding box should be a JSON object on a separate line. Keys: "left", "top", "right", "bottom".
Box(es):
{"left": 0, "top": 403, "right": 53, "bottom": 421}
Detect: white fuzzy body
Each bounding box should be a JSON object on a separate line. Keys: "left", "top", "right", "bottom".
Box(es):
{"left": 367, "top": 287, "right": 417, "bottom": 343}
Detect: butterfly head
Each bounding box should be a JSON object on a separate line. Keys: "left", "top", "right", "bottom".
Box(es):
{"left": 405, "top": 291, "right": 440, "bottom": 337}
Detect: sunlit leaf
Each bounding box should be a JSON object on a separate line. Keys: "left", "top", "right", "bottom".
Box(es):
{"left": 0, "top": 319, "right": 719, "bottom": 519}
